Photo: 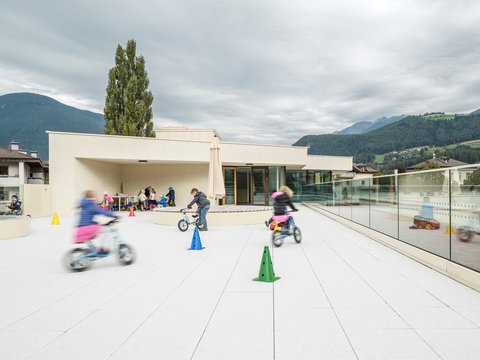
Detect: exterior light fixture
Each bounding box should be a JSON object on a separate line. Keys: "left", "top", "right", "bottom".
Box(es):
{"left": 246, "top": 163, "right": 253, "bottom": 166}
{"left": 138, "top": 160, "right": 148, "bottom": 163}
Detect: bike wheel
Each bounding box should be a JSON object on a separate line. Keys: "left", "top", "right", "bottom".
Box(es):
{"left": 65, "top": 248, "right": 90, "bottom": 272}
{"left": 178, "top": 219, "right": 189, "bottom": 232}
{"left": 293, "top": 226, "right": 302, "bottom": 243}
{"left": 117, "top": 244, "right": 135, "bottom": 265}
{"left": 272, "top": 230, "right": 283, "bottom": 247}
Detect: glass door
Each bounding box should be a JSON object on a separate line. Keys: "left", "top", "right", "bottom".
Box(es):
{"left": 223, "top": 168, "right": 236, "bottom": 205}
{"left": 253, "top": 167, "right": 269, "bottom": 205}
{"left": 236, "top": 167, "right": 251, "bottom": 205}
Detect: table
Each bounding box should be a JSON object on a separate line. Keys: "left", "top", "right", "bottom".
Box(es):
{"left": 111, "top": 195, "right": 135, "bottom": 211}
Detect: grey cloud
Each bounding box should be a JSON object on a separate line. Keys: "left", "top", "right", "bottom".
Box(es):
{"left": 1, "top": 0, "right": 480, "bottom": 145}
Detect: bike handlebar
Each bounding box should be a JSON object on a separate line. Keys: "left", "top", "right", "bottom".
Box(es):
{"left": 104, "top": 217, "right": 120, "bottom": 226}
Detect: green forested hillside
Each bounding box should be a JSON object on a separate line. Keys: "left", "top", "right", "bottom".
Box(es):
{"left": 0, "top": 93, "right": 104, "bottom": 159}
{"left": 294, "top": 114, "right": 480, "bottom": 163}
{"left": 380, "top": 145, "right": 480, "bottom": 172}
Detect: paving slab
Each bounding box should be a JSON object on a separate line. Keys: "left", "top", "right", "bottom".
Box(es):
{"left": 0, "top": 206, "right": 479, "bottom": 359}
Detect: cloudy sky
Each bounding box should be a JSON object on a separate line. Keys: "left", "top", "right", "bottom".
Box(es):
{"left": 1, "top": 0, "right": 480, "bottom": 144}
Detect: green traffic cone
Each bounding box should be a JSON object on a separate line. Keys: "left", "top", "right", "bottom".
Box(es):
{"left": 253, "top": 246, "right": 280, "bottom": 282}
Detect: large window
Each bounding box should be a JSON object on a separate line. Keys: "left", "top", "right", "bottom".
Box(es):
{"left": 0, "top": 166, "right": 8, "bottom": 176}
{"left": 286, "top": 170, "right": 326, "bottom": 201}
{"left": 268, "top": 166, "right": 286, "bottom": 193}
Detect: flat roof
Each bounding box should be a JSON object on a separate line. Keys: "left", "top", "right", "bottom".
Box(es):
{"left": 155, "top": 127, "right": 222, "bottom": 140}
{"left": 46, "top": 131, "right": 309, "bottom": 150}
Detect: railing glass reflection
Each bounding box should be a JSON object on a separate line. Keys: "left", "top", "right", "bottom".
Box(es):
{"left": 301, "top": 164, "right": 480, "bottom": 272}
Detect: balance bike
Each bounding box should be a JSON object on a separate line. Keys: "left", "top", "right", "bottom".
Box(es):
{"left": 271, "top": 215, "right": 302, "bottom": 247}
{"left": 65, "top": 218, "right": 135, "bottom": 272}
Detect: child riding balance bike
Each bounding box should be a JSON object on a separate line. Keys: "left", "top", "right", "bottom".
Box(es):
{"left": 65, "top": 190, "right": 135, "bottom": 271}
{"left": 266, "top": 186, "right": 302, "bottom": 247}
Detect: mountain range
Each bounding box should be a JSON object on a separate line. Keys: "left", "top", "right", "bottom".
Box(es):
{"left": 0, "top": 93, "right": 104, "bottom": 159}
{"left": 295, "top": 112, "right": 480, "bottom": 163}
{"left": 335, "top": 114, "right": 407, "bottom": 135}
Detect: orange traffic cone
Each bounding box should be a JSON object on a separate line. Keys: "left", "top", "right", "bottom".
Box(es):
{"left": 129, "top": 206, "right": 135, "bottom": 217}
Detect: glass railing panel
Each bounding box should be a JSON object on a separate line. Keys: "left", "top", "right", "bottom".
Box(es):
{"left": 370, "top": 177, "right": 398, "bottom": 238}
{"left": 300, "top": 163, "right": 480, "bottom": 273}
{"left": 351, "top": 179, "right": 370, "bottom": 227}
{"left": 450, "top": 166, "right": 480, "bottom": 271}
{"left": 398, "top": 170, "right": 450, "bottom": 259}
{"left": 337, "top": 181, "right": 352, "bottom": 220}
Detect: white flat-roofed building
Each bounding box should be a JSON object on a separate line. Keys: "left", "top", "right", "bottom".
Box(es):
{"left": 48, "top": 127, "right": 352, "bottom": 214}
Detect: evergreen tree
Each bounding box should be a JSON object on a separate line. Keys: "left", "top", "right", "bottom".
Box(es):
{"left": 104, "top": 40, "right": 154, "bottom": 137}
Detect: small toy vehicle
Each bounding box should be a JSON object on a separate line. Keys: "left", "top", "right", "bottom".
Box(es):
{"left": 410, "top": 216, "right": 440, "bottom": 230}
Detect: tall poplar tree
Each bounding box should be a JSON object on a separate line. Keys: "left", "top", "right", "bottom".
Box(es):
{"left": 104, "top": 39, "right": 154, "bottom": 137}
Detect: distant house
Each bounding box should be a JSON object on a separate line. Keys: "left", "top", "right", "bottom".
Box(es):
{"left": 337, "top": 163, "right": 378, "bottom": 182}
{"left": 405, "top": 156, "right": 473, "bottom": 187}
{"left": 0, "top": 140, "right": 48, "bottom": 201}
{"left": 406, "top": 156, "right": 468, "bottom": 171}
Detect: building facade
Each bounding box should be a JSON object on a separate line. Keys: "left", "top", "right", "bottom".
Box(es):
{"left": 0, "top": 141, "right": 48, "bottom": 200}
{"left": 49, "top": 128, "right": 352, "bottom": 214}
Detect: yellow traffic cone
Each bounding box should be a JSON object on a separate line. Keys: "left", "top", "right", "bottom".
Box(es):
{"left": 51, "top": 211, "right": 60, "bottom": 225}
{"left": 445, "top": 225, "right": 455, "bottom": 234}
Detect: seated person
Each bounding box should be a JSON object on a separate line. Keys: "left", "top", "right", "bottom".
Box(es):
{"left": 158, "top": 194, "right": 167, "bottom": 207}
{"left": 74, "top": 190, "right": 116, "bottom": 252}
{"left": 6, "top": 194, "right": 22, "bottom": 215}
{"left": 266, "top": 186, "right": 297, "bottom": 229}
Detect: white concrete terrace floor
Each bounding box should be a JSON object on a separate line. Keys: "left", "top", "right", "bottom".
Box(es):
{"left": 1, "top": 206, "right": 480, "bottom": 360}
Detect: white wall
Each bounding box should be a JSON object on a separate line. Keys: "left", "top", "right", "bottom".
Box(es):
{"left": 222, "top": 142, "right": 307, "bottom": 166}
{"left": 121, "top": 164, "right": 209, "bottom": 208}
{"left": 354, "top": 173, "right": 375, "bottom": 180}
{"left": 304, "top": 155, "right": 353, "bottom": 171}
{"left": 23, "top": 184, "right": 52, "bottom": 217}
{"left": 74, "top": 159, "right": 122, "bottom": 206}
{"left": 155, "top": 128, "right": 218, "bottom": 142}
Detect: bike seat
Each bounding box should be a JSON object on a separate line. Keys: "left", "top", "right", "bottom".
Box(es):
{"left": 272, "top": 215, "right": 289, "bottom": 223}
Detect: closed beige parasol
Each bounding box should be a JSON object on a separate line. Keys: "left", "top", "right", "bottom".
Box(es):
{"left": 207, "top": 136, "right": 226, "bottom": 201}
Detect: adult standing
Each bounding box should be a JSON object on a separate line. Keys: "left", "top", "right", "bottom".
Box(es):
{"left": 188, "top": 188, "right": 210, "bottom": 231}
{"left": 166, "top": 186, "right": 176, "bottom": 207}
